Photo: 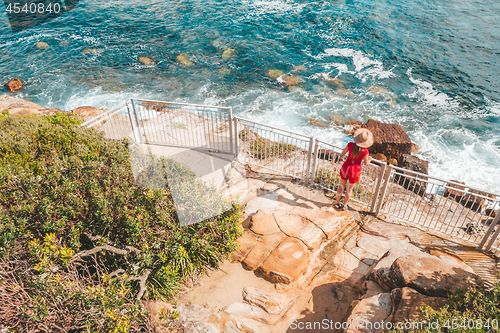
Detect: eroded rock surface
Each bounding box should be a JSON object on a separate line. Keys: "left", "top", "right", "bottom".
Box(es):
{"left": 390, "top": 287, "right": 446, "bottom": 323}
{"left": 376, "top": 254, "right": 481, "bottom": 297}
{"left": 0, "top": 94, "right": 65, "bottom": 116}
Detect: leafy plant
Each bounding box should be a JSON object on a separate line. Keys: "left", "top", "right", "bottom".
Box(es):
{"left": 388, "top": 283, "right": 500, "bottom": 333}
{"left": 314, "top": 167, "right": 371, "bottom": 199}
{"left": 0, "top": 113, "right": 243, "bottom": 330}
{"left": 249, "top": 137, "right": 295, "bottom": 159}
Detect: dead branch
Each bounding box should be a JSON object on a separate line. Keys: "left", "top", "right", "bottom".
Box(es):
{"left": 129, "top": 269, "right": 151, "bottom": 301}
{"left": 71, "top": 244, "right": 141, "bottom": 263}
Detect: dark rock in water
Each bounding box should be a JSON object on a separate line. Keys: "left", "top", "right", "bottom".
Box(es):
{"left": 4, "top": 78, "right": 23, "bottom": 93}
{"left": 460, "top": 190, "right": 495, "bottom": 212}
{"left": 443, "top": 180, "right": 466, "bottom": 200}
{"left": 395, "top": 154, "right": 428, "bottom": 196}
{"left": 344, "top": 120, "right": 362, "bottom": 135}
{"left": 388, "top": 158, "right": 398, "bottom": 166}
{"left": 372, "top": 153, "right": 387, "bottom": 163}
{"left": 362, "top": 119, "right": 417, "bottom": 161}
{"left": 444, "top": 182, "right": 494, "bottom": 212}
{"left": 308, "top": 118, "right": 329, "bottom": 128}
{"left": 327, "top": 114, "right": 345, "bottom": 126}
{"left": 399, "top": 154, "right": 428, "bottom": 174}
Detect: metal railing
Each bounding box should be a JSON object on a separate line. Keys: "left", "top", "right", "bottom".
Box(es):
{"left": 233, "top": 117, "right": 314, "bottom": 180}
{"left": 130, "top": 99, "right": 233, "bottom": 154}
{"left": 80, "top": 102, "right": 133, "bottom": 141}
{"left": 377, "top": 165, "right": 500, "bottom": 250}
{"left": 81, "top": 99, "right": 500, "bottom": 251}
{"left": 310, "top": 140, "right": 385, "bottom": 209}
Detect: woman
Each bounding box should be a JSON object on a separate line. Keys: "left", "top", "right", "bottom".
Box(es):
{"left": 334, "top": 128, "right": 374, "bottom": 211}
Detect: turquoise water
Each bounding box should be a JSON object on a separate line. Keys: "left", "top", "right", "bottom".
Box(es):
{"left": 1, "top": 0, "right": 499, "bottom": 192}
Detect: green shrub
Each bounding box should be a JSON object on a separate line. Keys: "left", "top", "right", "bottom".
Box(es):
{"left": 388, "top": 283, "right": 500, "bottom": 333}
{"left": 249, "top": 137, "right": 295, "bottom": 159}
{"left": 0, "top": 113, "right": 243, "bottom": 330}
{"left": 314, "top": 167, "right": 370, "bottom": 199}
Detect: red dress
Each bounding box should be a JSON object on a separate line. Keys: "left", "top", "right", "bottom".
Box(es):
{"left": 340, "top": 142, "right": 369, "bottom": 183}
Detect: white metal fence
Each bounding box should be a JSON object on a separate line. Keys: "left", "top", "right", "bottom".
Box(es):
{"left": 376, "top": 165, "right": 500, "bottom": 251}
{"left": 131, "top": 99, "right": 233, "bottom": 154}
{"left": 82, "top": 99, "right": 500, "bottom": 250}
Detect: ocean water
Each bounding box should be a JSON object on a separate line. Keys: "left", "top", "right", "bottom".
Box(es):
{"left": 1, "top": 0, "right": 499, "bottom": 193}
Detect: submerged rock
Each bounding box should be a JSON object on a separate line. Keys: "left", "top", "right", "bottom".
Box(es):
{"left": 288, "top": 86, "right": 305, "bottom": 93}
{"left": 335, "top": 88, "right": 353, "bottom": 97}
{"left": 344, "top": 120, "right": 362, "bottom": 135}
{"left": 4, "top": 78, "right": 23, "bottom": 93}
{"left": 308, "top": 118, "right": 329, "bottom": 128}
{"left": 292, "top": 65, "right": 307, "bottom": 72}
{"left": 318, "top": 73, "right": 344, "bottom": 88}
{"left": 176, "top": 53, "right": 193, "bottom": 67}
{"left": 212, "top": 39, "right": 221, "bottom": 48}
{"left": 327, "top": 114, "right": 345, "bottom": 126}
{"left": 139, "top": 56, "right": 155, "bottom": 65}
{"left": 369, "top": 86, "right": 389, "bottom": 94}
{"left": 219, "top": 67, "right": 231, "bottom": 75}
{"left": 82, "top": 48, "right": 101, "bottom": 55}
{"left": 222, "top": 48, "right": 236, "bottom": 61}
{"left": 265, "top": 69, "right": 283, "bottom": 80}
{"left": 280, "top": 75, "right": 301, "bottom": 86}
{"left": 36, "top": 42, "right": 49, "bottom": 49}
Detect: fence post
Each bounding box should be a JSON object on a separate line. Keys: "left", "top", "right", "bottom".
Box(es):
{"left": 480, "top": 213, "right": 500, "bottom": 251}
{"left": 375, "top": 165, "right": 393, "bottom": 216}
{"left": 309, "top": 141, "right": 319, "bottom": 185}
{"left": 305, "top": 137, "right": 314, "bottom": 183}
{"left": 126, "top": 101, "right": 141, "bottom": 144}
{"left": 130, "top": 99, "right": 143, "bottom": 144}
{"left": 233, "top": 117, "right": 239, "bottom": 160}
{"left": 228, "top": 108, "right": 234, "bottom": 155}
{"left": 370, "top": 162, "right": 386, "bottom": 213}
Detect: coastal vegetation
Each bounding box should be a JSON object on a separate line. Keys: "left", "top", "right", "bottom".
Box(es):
{"left": 314, "top": 167, "right": 370, "bottom": 199}
{"left": 0, "top": 111, "right": 242, "bottom": 331}
{"left": 389, "top": 283, "right": 500, "bottom": 333}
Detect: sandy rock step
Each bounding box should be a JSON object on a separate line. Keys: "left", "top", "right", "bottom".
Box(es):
{"left": 232, "top": 206, "right": 356, "bottom": 285}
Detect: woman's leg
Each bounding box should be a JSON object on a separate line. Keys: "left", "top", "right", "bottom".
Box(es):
{"left": 344, "top": 182, "right": 356, "bottom": 206}
{"left": 335, "top": 178, "right": 347, "bottom": 205}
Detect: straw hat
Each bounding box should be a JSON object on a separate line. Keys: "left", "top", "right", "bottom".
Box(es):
{"left": 353, "top": 128, "right": 374, "bottom": 148}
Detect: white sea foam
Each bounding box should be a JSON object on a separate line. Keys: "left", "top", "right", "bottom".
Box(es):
{"left": 407, "top": 68, "right": 459, "bottom": 109}
{"left": 323, "top": 48, "right": 395, "bottom": 81}
{"left": 244, "top": 0, "right": 306, "bottom": 17}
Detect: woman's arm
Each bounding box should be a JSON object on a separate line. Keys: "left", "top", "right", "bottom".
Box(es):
{"left": 363, "top": 154, "right": 372, "bottom": 165}
{"left": 341, "top": 146, "right": 349, "bottom": 155}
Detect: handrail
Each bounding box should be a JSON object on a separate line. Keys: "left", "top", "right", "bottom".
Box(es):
{"left": 132, "top": 98, "right": 232, "bottom": 110}
{"left": 390, "top": 164, "right": 499, "bottom": 198}
{"left": 234, "top": 116, "right": 313, "bottom": 139}
{"left": 80, "top": 102, "right": 128, "bottom": 127}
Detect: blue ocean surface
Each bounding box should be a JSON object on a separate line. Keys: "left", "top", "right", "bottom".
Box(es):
{"left": 1, "top": 0, "right": 499, "bottom": 192}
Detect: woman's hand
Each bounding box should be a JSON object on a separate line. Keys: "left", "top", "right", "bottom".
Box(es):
{"left": 363, "top": 154, "right": 372, "bottom": 165}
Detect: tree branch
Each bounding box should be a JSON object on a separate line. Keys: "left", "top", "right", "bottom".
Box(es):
{"left": 71, "top": 244, "right": 140, "bottom": 263}
{"left": 129, "top": 269, "right": 151, "bottom": 301}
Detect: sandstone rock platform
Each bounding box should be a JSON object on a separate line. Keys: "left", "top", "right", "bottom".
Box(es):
{"left": 152, "top": 163, "right": 498, "bottom": 333}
